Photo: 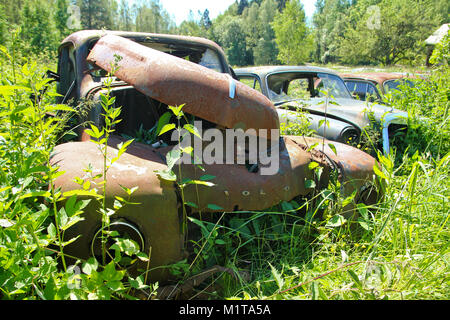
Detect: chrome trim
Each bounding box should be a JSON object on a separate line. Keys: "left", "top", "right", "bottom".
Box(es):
{"left": 382, "top": 112, "right": 407, "bottom": 154}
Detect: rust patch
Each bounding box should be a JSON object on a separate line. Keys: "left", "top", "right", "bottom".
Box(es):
{"left": 86, "top": 35, "right": 279, "bottom": 134}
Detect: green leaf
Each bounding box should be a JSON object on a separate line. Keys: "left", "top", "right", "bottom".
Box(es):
{"left": 0, "top": 186, "right": 11, "bottom": 193}
{"left": 0, "top": 85, "right": 31, "bottom": 96}
{"left": 62, "top": 189, "right": 101, "bottom": 198}
{"left": 18, "top": 190, "right": 51, "bottom": 199}
{"left": 166, "top": 148, "right": 181, "bottom": 171}
{"left": 306, "top": 143, "right": 319, "bottom": 152}
{"left": 0, "top": 218, "right": 14, "bottom": 228}
{"left": 180, "top": 146, "right": 193, "bottom": 155}
{"left": 311, "top": 282, "right": 319, "bottom": 300}
{"left": 308, "top": 161, "right": 319, "bottom": 170}
{"left": 154, "top": 169, "right": 176, "bottom": 181}
{"left": 184, "top": 201, "right": 198, "bottom": 208}
{"left": 158, "top": 123, "right": 175, "bottom": 136}
{"left": 102, "top": 262, "right": 124, "bottom": 282}
{"left": 110, "top": 238, "right": 140, "bottom": 256}
{"left": 305, "top": 179, "right": 316, "bottom": 189}
{"left": 328, "top": 143, "right": 337, "bottom": 155}
{"left": 61, "top": 235, "right": 81, "bottom": 246}
{"left": 82, "top": 257, "right": 99, "bottom": 275}
{"left": 347, "top": 270, "right": 362, "bottom": 289}
{"left": 356, "top": 203, "right": 369, "bottom": 220}
{"left": 168, "top": 104, "right": 185, "bottom": 117}
{"left": 341, "top": 191, "right": 356, "bottom": 207}
{"left": 129, "top": 276, "right": 149, "bottom": 290}
{"left": 206, "top": 204, "right": 224, "bottom": 211}
{"left": 43, "top": 277, "right": 57, "bottom": 300}
{"left": 61, "top": 217, "right": 84, "bottom": 231}
{"left": 199, "top": 174, "right": 215, "bottom": 181}
{"left": 183, "top": 124, "right": 202, "bottom": 139}
{"left": 326, "top": 214, "right": 347, "bottom": 227}
{"left": 155, "top": 112, "right": 172, "bottom": 135}
{"left": 357, "top": 218, "right": 370, "bottom": 231}
{"left": 136, "top": 252, "right": 149, "bottom": 262}
{"left": 281, "top": 201, "right": 294, "bottom": 212}
{"left": 269, "top": 263, "right": 284, "bottom": 290}
{"left": 106, "top": 280, "right": 125, "bottom": 291}
{"left": 47, "top": 223, "right": 56, "bottom": 238}
{"left": 185, "top": 180, "right": 215, "bottom": 187}
{"left": 373, "top": 164, "right": 388, "bottom": 180}
{"left": 82, "top": 180, "right": 91, "bottom": 190}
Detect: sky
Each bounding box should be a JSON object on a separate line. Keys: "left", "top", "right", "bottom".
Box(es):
{"left": 158, "top": 0, "right": 318, "bottom": 26}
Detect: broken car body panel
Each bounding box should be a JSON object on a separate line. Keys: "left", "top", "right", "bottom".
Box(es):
{"left": 51, "top": 32, "right": 380, "bottom": 283}
{"left": 86, "top": 35, "right": 279, "bottom": 132}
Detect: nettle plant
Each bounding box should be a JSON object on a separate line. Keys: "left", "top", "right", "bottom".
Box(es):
{"left": 75, "top": 54, "right": 163, "bottom": 299}
{"left": 152, "top": 104, "right": 227, "bottom": 274}
{"left": 279, "top": 103, "right": 315, "bottom": 137}
{"left": 0, "top": 46, "right": 159, "bottom": 299}
{"left": 0, "top": 43, "right": 95, "bottom": 299}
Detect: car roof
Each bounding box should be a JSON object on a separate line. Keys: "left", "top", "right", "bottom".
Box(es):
{"left": 235, "top": 65, "right": 339, "bottom": 78}
{"left": 339, "top": 72, "right": 415, "bottom": 86}
{"left": 60, "top": 30, "right": 226, "bottom": 56}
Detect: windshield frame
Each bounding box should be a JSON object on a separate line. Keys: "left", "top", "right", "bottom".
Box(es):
{"left": 383, "top": 79, "right": 414, "bottom": 93}
{"left": 264, "top": 71, "right": 353, "bottom": 104}
{"left": 86, "top": 37, "right": 227, "bottom": 80}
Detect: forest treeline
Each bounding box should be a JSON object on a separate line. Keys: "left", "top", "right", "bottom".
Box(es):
{"left": 0, "top": 0, "right": 448, "bottom": 66}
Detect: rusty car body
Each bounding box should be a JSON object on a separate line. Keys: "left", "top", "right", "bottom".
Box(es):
{"left": 235, "top": 66, "right": 409, "bottom": 154}
{"left": 50, "top": 31, "right": 381, "bottom": 284}
{"left": 339, "top": 72, "right": 417, "bottom": 103}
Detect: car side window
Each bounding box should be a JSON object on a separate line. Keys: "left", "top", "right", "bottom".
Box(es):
{"left": 238, "top": 75, "right": 262, "bottom": 93}
{"left": 366, "top": 82, "right": 381, "bottom": 101}
{"left": 345, "top": 80, "right": 371, "bottom": 101}
{"left": 287, "top": 78, "right": 311, "bottom": 99}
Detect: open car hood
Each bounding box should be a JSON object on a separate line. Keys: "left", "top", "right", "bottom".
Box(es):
{"left": 86, "top": 35, "right": 279, "bottom": 133}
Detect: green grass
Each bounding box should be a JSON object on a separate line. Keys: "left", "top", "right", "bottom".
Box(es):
{"left": 213, "top": 153, "right": 449, "bottom": 300}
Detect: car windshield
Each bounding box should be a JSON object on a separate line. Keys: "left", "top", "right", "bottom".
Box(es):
{"left": 266, "top": 72, "right": 352, "bottom": 103}
{"left": 383, "top": 79, "right": 414, "bottom": 92}
{"left": 89, "top": 41, "right": 223, "bottom": 77}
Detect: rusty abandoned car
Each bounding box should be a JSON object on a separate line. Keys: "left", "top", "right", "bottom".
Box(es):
{"left": 339, "top": 72, "right": 417, "bottom": 103}
{"left": 50, "top": 31, "right": 381, "bottom": 285}
{"left": 235, "top": 66, "right": 409, "bottom": 154}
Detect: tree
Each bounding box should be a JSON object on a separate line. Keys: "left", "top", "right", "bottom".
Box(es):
{"left": 337, "top": 0, "right": 441, "bottom": 65}
{"left": 135, "top": 0, "right": 174, "bottom": 33}
{"left": 237, "top": 0, "right": 249, "bottom": 15}
{"left": 0, "top": 3, "right": 8, "bottom": 45}
{"left": 271, "top": 0, "right": 312, "bottom": 64}
{"left": 312, "top": 0, "right": 350, "bottom": 63}
{"left": 0, "top": 0, "right": 24, "bottom": 26}
{"left": 253, "top": 0, "right": 278, "bottom": 65}
{"left": 119, "top": 0, "right": 134, "bottom": 31}
{"left": 19, "top": 0, "right": 60, "bottom": 55}
{"left": 200, "top": 9, "right": 212, "bottom": 30}
{"left": 55, "top": 0, "right": 71, "bottom": 38}
{"left": 77, "top": 0, "right": 118, "bottom": 30}
{"left": 275, "top": 0, "right": 288, "bottom": 11}
{"left": 215, "top": 17, "right": 249, "bottom": 66}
